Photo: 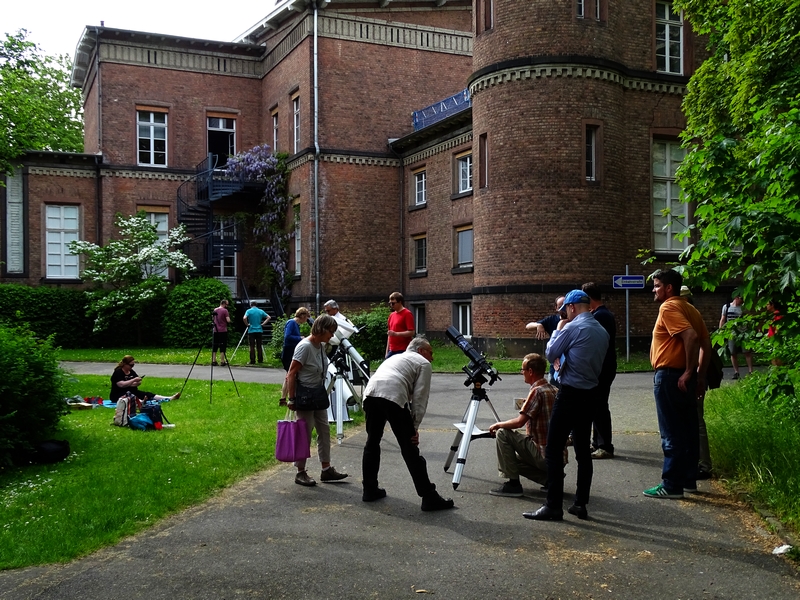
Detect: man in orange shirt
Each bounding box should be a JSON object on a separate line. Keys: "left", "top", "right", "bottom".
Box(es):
{"left": 645, "top": 269, "right": 711, "bottom": 499}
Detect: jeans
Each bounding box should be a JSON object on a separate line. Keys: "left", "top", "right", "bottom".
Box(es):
{"left": 545, "top": 384, "right": 596, "bottom": 509}
{"left": 362, "top": 396, "right": 436, "bottom": 497}
{"left": 653, "top": 368, "right": 699, "bottom": 492}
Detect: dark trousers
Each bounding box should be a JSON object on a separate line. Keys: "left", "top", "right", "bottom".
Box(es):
{"left": 545, "top": 384, "right": 597, "bottom": 509}
{"left": 591, "top": 378, "right": 615, "bottom": 453}
{"left": 362, "top": 396, "right": 436, "bottom": 497}
{"left": 248, "top": 332, "right": 264, "bottom": 363}
{"left": 653, "top": 368, "right": 699, "bottom": 492}
{"left": 212, "top": 331, "right": 227, "bottom": 354}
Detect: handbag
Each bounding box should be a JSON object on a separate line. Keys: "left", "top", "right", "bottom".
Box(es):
{"left": 276, "top": 410, "right": 311, "bottom": 462}
{"left": 294, "top": 382, "right": 330, "bottom": 411}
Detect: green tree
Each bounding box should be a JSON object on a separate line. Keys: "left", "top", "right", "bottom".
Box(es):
{"left": 676, "top": 0, "right": 799, "bottom": 367}
{"left": 0, "top": 29, "right": 83, "bottom": 177}
{"left": 69, "top": 212, "right": 195, "bottom": 337}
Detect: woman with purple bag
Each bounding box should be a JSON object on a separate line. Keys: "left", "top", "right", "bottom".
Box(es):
{"left": 284, "top": 315, "right": 348, "bottom": 487}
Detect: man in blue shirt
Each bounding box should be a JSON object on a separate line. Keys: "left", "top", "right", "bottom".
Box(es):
{"left": 242, "top": 301, "right": 271, "bottom": 365}
{"left": 524, "top": 289, "right": 609, "bottom": 522}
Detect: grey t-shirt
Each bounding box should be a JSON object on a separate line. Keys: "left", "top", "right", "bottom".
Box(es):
{"left": 292, "top": 338, "right": 328, "bottom": 388}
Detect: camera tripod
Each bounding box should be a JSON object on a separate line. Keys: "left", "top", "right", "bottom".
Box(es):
{"left": 444, "top": 380, "right": 501, "bottom": 489}
{"left": 181, "top": 317, "right": 240, "bottom": 404}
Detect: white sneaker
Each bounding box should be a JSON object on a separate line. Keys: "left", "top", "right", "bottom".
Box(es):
{"left": 162, "top": 423, "right": 176, "bottom": 429}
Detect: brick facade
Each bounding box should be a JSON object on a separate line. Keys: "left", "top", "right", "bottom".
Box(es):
{"left": 1, "top": 0, "right": 723, "bottom": 355}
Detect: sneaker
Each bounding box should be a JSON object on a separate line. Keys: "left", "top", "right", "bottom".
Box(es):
{"left": 643, "top": 484, "right": 683, "bottom": 499}
{"left": 567, "top": 503, "right": 588, "bottom": 520}
{"left": 362, "top": 487, "right": 387, "bottom": 502}
{"left": 211, "top": 361, "right": 219, "bottom": 366}
{"left": 320, "top": 466, "right": 349, "bottom": 482}
{"left": 295, "top": 471, "right": 316, "bottom": 487}
{"left": 490, "top": 481, "right": 524, "bottom": 497}
{"left": 732, "top": 372, "right": 740, "bottom": 380}
{"left": 591, "top": 448, "right": 614, "bottom": 459}
{"left": 220, "top": 361, "right": 228, "bottom": 366}
{"left": 421, "top": 492, "right": 455, "bottom": 512}
{"left": 162, "top": 423, "right": 176, "bottom": 429}
{"left": 684, "top": 485, "right": 699, "bottom": 494}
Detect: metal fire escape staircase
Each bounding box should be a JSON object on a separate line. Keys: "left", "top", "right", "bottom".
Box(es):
{"left": 177, "top": 154, "right": 263, "bottom": 276}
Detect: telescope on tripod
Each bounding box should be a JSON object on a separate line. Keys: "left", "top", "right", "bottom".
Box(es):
{"left": 326, "top": 328, "right": 370, "bottom": 443}
{"left": 443, "top": 326, "right": 501, "bottom": 489}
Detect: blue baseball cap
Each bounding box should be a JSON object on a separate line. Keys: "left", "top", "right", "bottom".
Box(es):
{"left": 561, "top": 289, "right": 590, "bottom": 308}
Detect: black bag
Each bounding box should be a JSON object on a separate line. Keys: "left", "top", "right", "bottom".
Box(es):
{"left": 294, "top": 382, "right": 330, "bottom": 411}
{"left": 141, "top": 401, "right": 170, "bottom": 427}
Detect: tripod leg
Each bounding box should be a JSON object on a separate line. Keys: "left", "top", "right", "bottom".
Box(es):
{"left": 230, "top": 330, "right": 247, "bottom": 362}
{"left": 335, "top": 375, "right": 345, "bottom": 444}
{"left": 221, "top": 351, "right": 241, "bottom": 397}
{"left": 452, "top": 398, "right": 481, "bottom": 490}
{"left": 443, "top": 429, "right": 463, "bottom": 473}
{"left": 484, "top": 397, "right": 502, "bottom": 422}
{"left": 181, "top": 340, "right": 206, "bottom": 396}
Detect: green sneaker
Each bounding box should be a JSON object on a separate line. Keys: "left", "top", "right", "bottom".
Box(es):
{"left": 643, "top": 484, "right": 683, "bottom": 499}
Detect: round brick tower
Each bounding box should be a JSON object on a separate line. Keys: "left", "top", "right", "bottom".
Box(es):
{"left": 469, "top": 0, "right": 690, "bottom": 343}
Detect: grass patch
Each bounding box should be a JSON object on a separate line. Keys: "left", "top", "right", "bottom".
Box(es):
{"left": 0, "top": 374, "right": 362, "bottom": 570}
{"left": 58, "top": 347, "right": 655, "bottom": 375}
{"left": 706, "top": 375, "right": 800, "bottom": 534}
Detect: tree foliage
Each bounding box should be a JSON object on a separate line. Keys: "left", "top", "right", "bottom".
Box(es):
{"left": 0, "top": 29, "right": 83, "bottom": 177}
{"left": 677, "top": 0, "right": 800, "bottom": 368}
{"left": 224, "top": 145, "right": 296, "bottom": 306}
{"left": 69, "top": 212, "right": 195, "bottom": 334}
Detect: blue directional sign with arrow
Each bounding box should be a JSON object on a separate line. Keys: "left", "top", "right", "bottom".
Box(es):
{"left": 613, "top": 275, "right": 645, "bottom": 289}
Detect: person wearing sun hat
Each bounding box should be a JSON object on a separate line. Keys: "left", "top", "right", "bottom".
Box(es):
{"left": 523, "top": 289, "right": 609, "bottom": 522}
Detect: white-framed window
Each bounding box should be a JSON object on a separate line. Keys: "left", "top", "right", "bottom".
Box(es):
{"left": 455, "top": 303, "right": 472, "bottom": 338}
{"left": 586, "top": 125, "right": 597, "bottom": 181}
{"left": 413, "top": 235, "right": 427, "bottom": 273}
{"left": 577, "top": 0, "right": 585, "bottom": 18}
{"left": 652, "top": 140, "right": 689, "bottom": 252}
{"left": 456, "top": 226, "right": 473, "bottom": 268}
{"left": 293, "top": 95, "right": 301, "bottom": 154}
{"left": 293, "top": 204, "right": 301, "bottom": 276}
{"left": 457, "top": 152, "right": 473, "bottom": 193}
{"left": 143, "top": 211, "right": 169, "bottom": 278}
{"left": 213, "top": 217, "right": 238, "bottom": 279}
{"left": 207, "top": 116, "right": 236, "bottom": 168}
{"left": 137, "top": 110, "right": 167, "bottom": 166}
{"left": 46, "top": 205, "right": 79, "bottom": 279}
{"left": 414, "top": 169, "right": 427, "bottom": 205}
{"left": 656, "top": 1, "right": 683, "bottom": 74}
{"left": 272, "top": 111, "right": 279, "bottom": 153}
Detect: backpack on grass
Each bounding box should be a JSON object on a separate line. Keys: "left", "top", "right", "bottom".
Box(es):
{"left": 141, "top": 401, "right": 171, "bottom": 429}
{"left": 113, "top": 393, "right": 136, "bottom": 427}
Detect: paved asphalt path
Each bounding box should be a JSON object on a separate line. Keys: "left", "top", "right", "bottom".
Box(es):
{"left": 1, "top": 364, "right": 798, "bottom": 599}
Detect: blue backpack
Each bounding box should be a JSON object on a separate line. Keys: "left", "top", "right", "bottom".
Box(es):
{"left": 128, "top": 414, "right": 153, "bottom": 431}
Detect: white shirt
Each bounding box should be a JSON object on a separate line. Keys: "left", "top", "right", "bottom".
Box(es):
{"left": 363, "top": 351, "right": 432, "bottom": 429}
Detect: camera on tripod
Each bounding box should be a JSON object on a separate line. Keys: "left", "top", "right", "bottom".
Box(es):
{"left": 445, "top": 326, "right": 501, "bottom": 387}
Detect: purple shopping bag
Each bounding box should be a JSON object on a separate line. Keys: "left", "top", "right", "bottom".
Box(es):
{"left": 276, "top": 415, "right": 311, "bottom": 462}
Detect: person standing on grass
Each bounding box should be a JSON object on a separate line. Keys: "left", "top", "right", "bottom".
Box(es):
{"left": 212, "top": 299, "right": 231, "bottom": 366}
{"left": 242, "top": 301, "right": 270, "bottom": 365}
{"left": 645, "top": 269, "right": 711, "bottom": 500}
{"left": 719, "top": 295, "right": 753, "bottom": 379}
{"left": 386, "top": 292, "right": 415, "bottom": 358}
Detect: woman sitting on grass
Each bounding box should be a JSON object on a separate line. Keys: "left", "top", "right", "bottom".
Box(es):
{"left": 110, "top": 355, "right": 181, "bottom": 402}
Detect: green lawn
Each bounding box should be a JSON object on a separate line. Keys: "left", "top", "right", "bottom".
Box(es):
{"left": 0, "top": 374, "right": 362, "bottom": 570}
{"left": 57, "top": 347, "right": 654, "bottom": 374}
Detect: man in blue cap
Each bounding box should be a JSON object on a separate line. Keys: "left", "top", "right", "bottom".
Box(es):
{"left": 523, "top": 289, "right": 609, "bottom": 522}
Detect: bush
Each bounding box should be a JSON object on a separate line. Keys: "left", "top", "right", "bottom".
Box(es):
{"left": 349, "top": 304, "right": 392, "bottom": 363}
{"left": 0, "top": 324, "right": 68, "bottom": 466}
{"left": 0, "top": 284, "right": 94, "bottom": 348}
{"left": 162, "top": 278, "right": 234, "bottom": 348}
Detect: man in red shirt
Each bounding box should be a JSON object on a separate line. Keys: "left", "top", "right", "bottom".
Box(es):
{"left": 385, "top": 292, "right": 415, "bottom": 358}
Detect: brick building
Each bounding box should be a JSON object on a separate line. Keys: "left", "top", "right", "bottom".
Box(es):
{"left": 1, "top": 0, "right": 726, "bottom": 354}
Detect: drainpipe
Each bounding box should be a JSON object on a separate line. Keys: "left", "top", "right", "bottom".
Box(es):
{"left": 313, "top": 1, "right": 321, "bottom": 314}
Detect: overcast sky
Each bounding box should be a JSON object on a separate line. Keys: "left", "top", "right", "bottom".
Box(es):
{"left": 4, "top": 1, "right": 281, "bottom": 58}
